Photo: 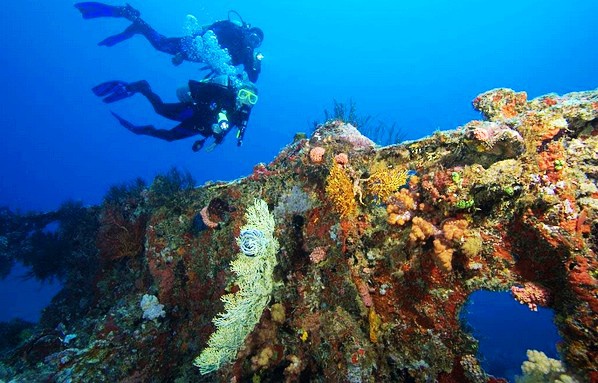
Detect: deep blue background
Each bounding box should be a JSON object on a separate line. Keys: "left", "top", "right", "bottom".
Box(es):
{"left": 1, "top": 0, "right": 596, "bottom": 211}
{"left": 461, "top": 290, "right": 561, "bottom": 382}
{"left": 0, "top": 0, "right": 595, "bottom": 380}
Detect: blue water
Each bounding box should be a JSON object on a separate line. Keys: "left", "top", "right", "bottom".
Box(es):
{"left": 462, "top": 290, "right": 562, "bottom": 382}
{"left": 0, "top": 262, "right": 62, "bottom": 322}
{"left": 1, "top": 0, "right": 596, "bottom": 211}
{"left": 0, "top": 0, "right": 594, "bottom": 371}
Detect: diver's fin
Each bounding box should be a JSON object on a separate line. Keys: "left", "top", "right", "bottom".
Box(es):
{"left": 111, "top": 112, "right": 137, "bottom": 132}
{"left": 103, "top": 89, "right": 134, "bottom": 103}
{"left": 74, "top": 2, "right": 124, "bottom": 19}
{"left": 74, "top": 3, "right": 140, "bottom": 20}
{"left": 92, "top": 80, "right": 126, "bottom": 97}
{"left": 92, "top": 81, "right": 135, "bottom": 103}
{"left": 111, "top": 112, "right": 153, "bottom": 136}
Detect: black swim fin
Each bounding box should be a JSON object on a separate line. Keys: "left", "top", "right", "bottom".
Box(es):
{"left": 74, "top": 2, "right": 140, "bottom": 20}
{"left": 92, "top": 80, "right": 125, "bottom": 97}
{"left": 111, "top": 111, "right": 136, "bottom": 131}
{"left": 111, "top": 112, "right": 153, "bottom": 136}
{"left": 92, "top": 81, "right": 135, "bottom": 103}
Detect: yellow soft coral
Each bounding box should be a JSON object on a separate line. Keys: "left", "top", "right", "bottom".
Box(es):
{"left": 325, "top": 164, "right": 357, "bottom": 218}
{"left": 367, "top": 166, "right": 409, "bottom": 202}
{"left": 368, "top": 308, "right": 382, "bottom": 343}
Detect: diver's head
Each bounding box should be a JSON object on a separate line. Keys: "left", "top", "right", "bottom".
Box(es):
{"left": 237, "top": 86, "right": 258, "bottom": 108}
{"left": 246, "top": 27, "right": 264, "bottom": 48}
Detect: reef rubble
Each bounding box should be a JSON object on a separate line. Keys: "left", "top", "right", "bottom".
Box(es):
{"left": 0, "top": 88, "right": 596, "bottom": 382}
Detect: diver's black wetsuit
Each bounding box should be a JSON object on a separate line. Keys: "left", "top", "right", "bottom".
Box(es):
{"left": 74, "top": 2, "right": 262, "bottom": 82}
{"left": 116, "top": 80, "right": 251, "bottom": 145}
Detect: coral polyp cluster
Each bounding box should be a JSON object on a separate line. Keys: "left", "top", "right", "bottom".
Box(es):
{"left": 0, "top": 88, "right": 596, "bottom": 383}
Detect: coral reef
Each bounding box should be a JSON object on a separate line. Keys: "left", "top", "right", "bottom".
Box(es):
{"left": 0, "top": 88, "right": 596, "bottom": 383}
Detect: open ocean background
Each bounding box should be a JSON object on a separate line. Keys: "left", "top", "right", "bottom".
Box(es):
{"left": 0, "top": 1, "right": 596, "bottom": 381}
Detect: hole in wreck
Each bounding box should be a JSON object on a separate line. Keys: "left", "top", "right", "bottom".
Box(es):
{"left": 0, "top": 261, "right": 62, "bottom": 323}
{"left": 460, "top": 290, "right": 561, "bottom": 382}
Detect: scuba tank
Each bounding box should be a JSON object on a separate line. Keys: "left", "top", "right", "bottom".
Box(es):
{"left": 228, "top": 10, "right": 248, "bottom": 28}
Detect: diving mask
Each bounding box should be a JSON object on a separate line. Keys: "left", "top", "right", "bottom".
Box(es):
{"left": 237, "top": 89, "right": 258, "bottom": 105}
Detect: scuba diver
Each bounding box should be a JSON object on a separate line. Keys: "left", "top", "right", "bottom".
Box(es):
{"left": 92, "top": 75, "right": 258, "bottom": 151}
{"left": 74, "top": 2, "right": 264, "bottom": 82}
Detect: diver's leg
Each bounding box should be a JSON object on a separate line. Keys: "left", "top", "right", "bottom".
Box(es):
{"left": 132, "top": 21, "right": 183, "bottom": 55}
{"left": 98, "top": 17, "right": 183, "bottom": 55}
{"left": 112, "top": 113, "right": 197, "bottom": 142}
{"left": 127, "top": 81, "right": 193, "bottom": 122}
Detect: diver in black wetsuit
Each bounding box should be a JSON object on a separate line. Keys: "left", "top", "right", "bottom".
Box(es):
{"left": 92, "top": 75, "right": 258, "bottom": 151}
{"left": 74, "top": 2, "right": 264, "bottom": 82}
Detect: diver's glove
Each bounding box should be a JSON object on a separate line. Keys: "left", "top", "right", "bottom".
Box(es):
{"left": 191, "top": 139, "right": 217, "bottom": 153}
{"left": 205, "top": 142, "right": 218, "bottom": 153}
{"left": 172, "top": 53, "right": 185, "bottom": 66}
{"left": 192, "top": 139, "right": 206, "bottom": 152}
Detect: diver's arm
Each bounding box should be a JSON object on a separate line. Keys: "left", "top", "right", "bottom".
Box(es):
{"left": 245, "top": 51, "right": 262, "bottom": 83}
{"left": 235, "top": 106, "right": 252, "bottom": 146}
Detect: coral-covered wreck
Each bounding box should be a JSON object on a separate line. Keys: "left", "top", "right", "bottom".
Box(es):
{"left": 0, "top": 88, "right": 596, "bottom": 382}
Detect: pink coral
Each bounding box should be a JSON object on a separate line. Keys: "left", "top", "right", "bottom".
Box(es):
{"left": 352, "top": 273, "right": 373, "bottom": 307}
{"left": 334, "top": 153, "right": 349, "bottom": 165}
{"left": 200, "top": 206, "right": 218, "bottom": 229}
{"left": 465, "top": 121, "right": 524, "bottom": 154}
{"left": 511, "top": 282, "right": 551, "bottom": 311}
{"left": 309, "top": 147, "right": 326, "bottom": 164}
{"left": 471, "top": 122, "right": 509, "bottom": 147}
{"left": 309, "top": 247, "right": 327, "bottom": 264}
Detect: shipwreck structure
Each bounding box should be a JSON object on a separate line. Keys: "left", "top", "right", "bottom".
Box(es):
{"left": 0, "top": 88, "right": 596, "bottom": 382}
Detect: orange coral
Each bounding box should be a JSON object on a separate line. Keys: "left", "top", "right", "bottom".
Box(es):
{"left": 538, "top": 141, "right": 565, "bottom": 173}
{"left": 385, "top": 189, "right": 419, "bottom": 226}
{"left": 433, "top": 238, "right": 454, "bottom": 272}
{"left": 387, "top": 211, "right": 410, "bottom": 226}
{"left": 390, "top": 188, "right": 417, "bottom": 210}
{"left": 443, "top": 219, "right": 469, "bottom": 241}
{"left": 409, "top": 216, "right": 437, "bottom": 243}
